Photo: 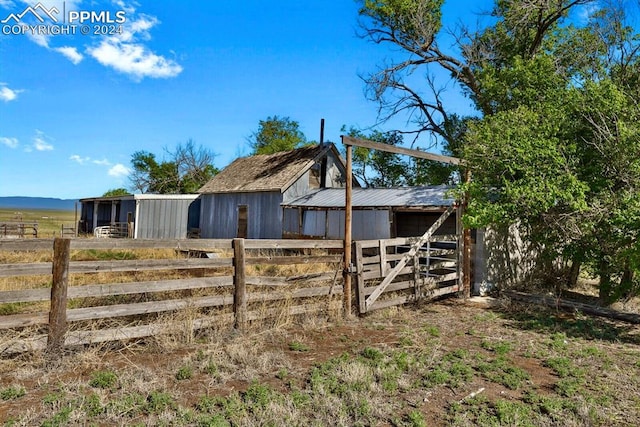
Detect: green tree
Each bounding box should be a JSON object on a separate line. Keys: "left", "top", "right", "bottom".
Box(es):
{"left": 359, "top": 0, "right": 640, "bottom": 302}
{"left": 342, "top": 127, "right": 408, "bottom": 187}
{"left": 342, "top": 124, "right": 464, "bottom": 186}
{"left": 248, "top": 116, "right": 308, "bottom": 155}
{"left": 102, "top": 188, "right": 130, "bottom": 197}
{"left": 459, "top": 7, "right": 640, "bottom": 301}
{"left": 129, "top": 139, "right": 218, "bottom": 194}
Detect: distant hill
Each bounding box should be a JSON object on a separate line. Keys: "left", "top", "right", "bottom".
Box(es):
{"left": 0, "top": 197, "right": 78, "bottom": 211}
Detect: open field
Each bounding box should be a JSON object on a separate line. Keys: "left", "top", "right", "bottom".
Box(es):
{"left": 1, "top": 297, "right": 640, "bottom": 426}
{"left": 0, "top": 208, "right": 77, "bottom": 239}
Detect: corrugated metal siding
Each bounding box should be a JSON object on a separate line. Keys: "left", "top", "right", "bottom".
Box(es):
{"left": 95, "top": 203, "right": 112, "bottom": 226}
{"left": 136, "top": 199, "right": 192, "bottom": 239}
{"left": 296, "top": 209, "right": 391, "bottom": 240}
{"left": 282, "top": 207, "right": 299, "bottom": 234}
{"left": 302, "top": 210, "right": 326, "bottom": 237}
{"left": 119, "top": 200, "right": 136, "bottom": 223}
{"left": 199, "top": 192, "right": 283, "bottom": 239}
{"left": 80, "top": 202, "right": 93, "bottom": 233}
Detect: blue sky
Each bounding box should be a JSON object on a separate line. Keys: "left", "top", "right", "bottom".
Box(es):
{"left": 1, "top": 0, "right": 489, "bottom": 199}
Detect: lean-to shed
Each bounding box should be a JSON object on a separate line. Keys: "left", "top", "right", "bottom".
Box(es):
{"left": 283, "top": 185, "right": 501, "bottom": 296}
{"left": 198, "top": 143, "right": 352, "bottom": 239}
{"left": 78, "top": 194, "right": 201, "bottom": 239}
{"left": 282, "top": 185, "right": 458, "bottom": 240}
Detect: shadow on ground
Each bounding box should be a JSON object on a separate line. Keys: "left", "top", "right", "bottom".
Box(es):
{"left": 495, "top": 302, "right": 640, "bottom": 346}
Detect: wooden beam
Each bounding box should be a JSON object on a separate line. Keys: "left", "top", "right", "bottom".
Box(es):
{"left": 343, "top": 140, "right": 353, "bottom": 317}
{"left": 342, "top": 135, "right": 463, "bottom": 166}
{"left": 463, "top": 169, "right": 472, "bottom": 298}
{"left": 504, "top": 290, "right": 640, "bottom": 324}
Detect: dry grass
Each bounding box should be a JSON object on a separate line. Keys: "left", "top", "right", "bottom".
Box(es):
{"left": 3, "top": 299, "right": 640, "bottom": 426}
{"left": 0, "top": 244, "right": 341, "bottom": 367}
{"left": 0, "top": 208, "right": 76, "bottom": 238}
{"left": 6, "top": 244, "right": 639, "bottom": 424}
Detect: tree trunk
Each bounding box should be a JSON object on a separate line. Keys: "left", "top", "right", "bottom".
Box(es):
{"left": 598, "top": 259, "right": 613, "bottom": 305}
{"left": 567, "top": 257, "right": 582, "bottom": 288}
{"left": 619, "top": 263, "right": 635, "bottom": 301}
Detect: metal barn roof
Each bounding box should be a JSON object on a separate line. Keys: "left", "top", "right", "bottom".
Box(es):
{"left": 283, "top": 185, "right": 456, "bottom": 208}
{"left": 79, "top": 194, "right": 200, "bottom": 203}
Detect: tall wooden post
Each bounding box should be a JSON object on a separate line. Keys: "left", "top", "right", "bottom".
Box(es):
{"left": 47, "top": 238, "right": 70, "bottom": 356}
{"left": 343, "top": 139, "right": 353, "bottom": 318}
{"left": 233, "top": 238, "right": 247, "bottom": 331}
{"left": 462, "top": 169, "right": 472, "bottom": 298}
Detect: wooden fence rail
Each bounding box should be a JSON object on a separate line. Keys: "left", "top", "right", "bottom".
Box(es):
{"left": 0, "top": 222, "right": 38, "bottom": 238}
{"left": 0, "top": 238, "right": 344, "bottom": 355}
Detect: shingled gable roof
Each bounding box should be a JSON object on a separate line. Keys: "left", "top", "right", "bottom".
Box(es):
{"left": 198, "top": 144, "right": 341, "bottom": 194}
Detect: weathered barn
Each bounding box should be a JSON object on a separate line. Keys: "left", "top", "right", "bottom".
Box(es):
{"left": 78, "top": 194, "right": 200, "bottom": 239}
{"left": 198, "top": 144, "right": 353, "bottom": 239}
{"left": 282, "top": 185, "right": 458, "bottom": 240}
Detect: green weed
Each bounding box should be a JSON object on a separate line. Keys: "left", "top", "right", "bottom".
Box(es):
{"left": 288, "top": 341, "right": 310, "bottom": 352}
{"left": 243, "top": 382, "right": 278, "bottom": 409}
{"left": 0, "top": 386, "right": 25, "bottom": 400}
{"left": 406, "top": 410, "right": 427, "bottom": 427}
{"left": 481, "top": 339, "right": 513, "bottom": 355}
{"left": 145, "top": 391, "right": 174, "bottom": 414}
{"left": 361, "top": 347, "right": 384, "bottom": 363}
{"left": 82, "top": 393, "right": 105, "bottom": 417}
{"left": 89, "top": 370, "right": 118, "bottom": 389}
{"left": 204, "top": 360, "right": 219, "bottom": 376}
{"left": 176, "top": 365, "right": 194, "bottom": 380}
{"left": 476, "top": 356, "right": 530, "bottom": 389}
{"left": 423, "top": 324, "right": 440, "bottom": 337}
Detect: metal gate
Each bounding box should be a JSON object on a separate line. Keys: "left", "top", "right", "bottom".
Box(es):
{"left": 353, "top": 207, "right": 461, "bottom": 314}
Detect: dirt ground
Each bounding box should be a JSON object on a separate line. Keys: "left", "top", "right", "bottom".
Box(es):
{"left": 2, "top": 296, "right": 640, "bottom": 426}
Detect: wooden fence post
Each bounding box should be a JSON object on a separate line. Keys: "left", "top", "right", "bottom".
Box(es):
{"left": 343, "top": 141, "right": 353, "bottom": 318}
{"left": 233, "top": 238, "right": 247, "bottom": 331}
{"left": 47, "top": 238, "right": 70, "bottom": 356}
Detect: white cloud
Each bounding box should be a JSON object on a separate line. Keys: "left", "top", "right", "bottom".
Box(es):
{"left": 0, "top": 137, "right": 19, "bottom": 148}
{"left": 10, "top": 0, "right": 181, "bottom": 78}
{"left": 108, "top": 163, "right": 130, "bottom": 177}
{"left": 113, "top": 0, "right": 136, "bottom": 14}
{"left": 88, "top": 40, "right": 182, "bottom": 79}
{"left": 87, "top": 12, "right": 182, "bottom": 80}
{"left": 13, "top": 1, "right": 84, "bottom": 64}
{"left": 54, "top": 46, "right": 83, "bottom": 64}
{"left": 0, "top": 0, "right": 16, "bottom": 9}
{"left": 575, "top": 3, "right": 600, "bottom": 23}
{"left": 33, "top": 130, "right": 54, "bottom": 151}
{"left": 0, "top": 83, "right": 22, "bottom": 102}
{"left": 70, "top": 154, "right": 90, "bottom": 164}
{"left": 93, "top": 158, "right": 111, "bottom": 166}
{"left": 27, "top": 32, "right": 50, "bottom": 48}
{"left": 26, "top": 34, "right": 84, "bottom": 64}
